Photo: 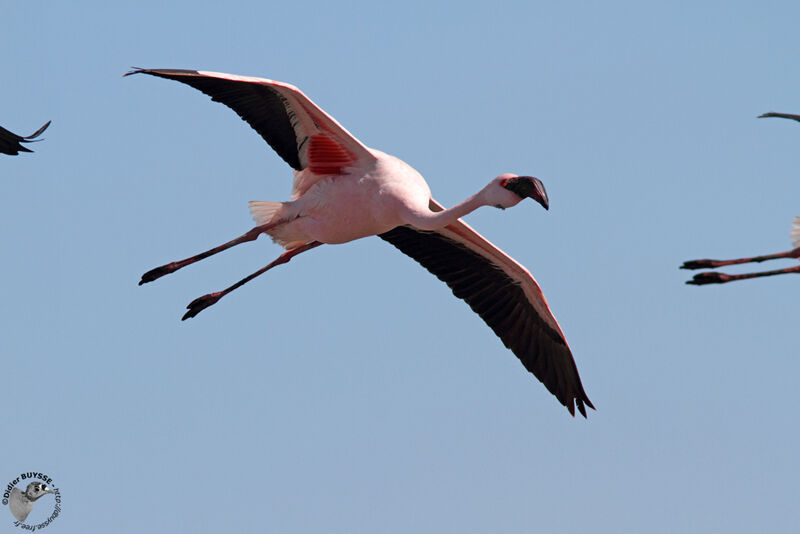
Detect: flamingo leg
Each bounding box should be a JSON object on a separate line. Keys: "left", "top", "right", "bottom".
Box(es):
{"left": 182, "top": 241, "right": 323, "bottom": 320}
{"left": 686, "top": 264, "right": 800, "bottom": 285}
{"left": 139, "top": 220, "right": 289, "bottom": 285}
{"left": 681, "top": 247, "right": 800, "bottom": 270}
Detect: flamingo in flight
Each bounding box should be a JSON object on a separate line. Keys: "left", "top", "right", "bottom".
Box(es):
{"left": 682, "top": 112, "right": 800, "bottom": 284}
{"left": 682, "top": 217, "right": 800, "bottom": 285}
{"left": 0, "top": 120, "right": 50, "bottom": 155}
{"left": 127, "top": 68, "right": 594, "bottom": 417}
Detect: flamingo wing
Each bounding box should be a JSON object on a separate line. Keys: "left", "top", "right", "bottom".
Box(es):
{"left": 758, "top": 112, "right": 800, "bottom": 123}
{"left": 379, "top": 200, "right": 593, "bottom": 417}
{"left": 124, "top": 69, "right": 376, "bottom": 192}
{"left": 0, "top": 120, "right": 50, "bottom": 155}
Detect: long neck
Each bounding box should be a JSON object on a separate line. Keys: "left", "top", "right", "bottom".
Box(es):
{"left": 403, "top": 191, "right": 488, "bottom": 231}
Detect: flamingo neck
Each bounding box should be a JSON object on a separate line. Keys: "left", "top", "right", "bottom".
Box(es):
{"left": 405, "top": 191, "right": 488, "bottom": 231}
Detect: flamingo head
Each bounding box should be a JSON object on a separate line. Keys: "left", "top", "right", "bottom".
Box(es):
{"left": 489, "top": 174, "right": 549, "bottom": 210}
{"left": 24, "top": 482, "right": 54, "bottom": 501}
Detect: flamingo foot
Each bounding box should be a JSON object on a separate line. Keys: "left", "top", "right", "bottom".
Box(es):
{"left": 681, "top": 259, "right": 722, "bottom": 270}
{"left": 685, "top": 272, "right": 731, "bottom": 285}
{"left": 140, "top": 262, "right": 181, "bottom": 285}
{"left": 182, "top": 292, "right": 223, "bottom": 320}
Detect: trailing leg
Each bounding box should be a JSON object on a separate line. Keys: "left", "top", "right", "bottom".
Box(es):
{"left": 686, "top": 264, "right": 800, "bottom": 285}
{"left": 681, "top": 247, "right": 800, "bottom": 271}
{"left": 139, "top": 220, "right": 289, "bottom": 285}
{"left": 182, "top": 241, "right": 323, "bottom": 320}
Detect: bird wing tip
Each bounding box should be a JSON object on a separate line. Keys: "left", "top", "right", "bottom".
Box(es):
{"left": 25, "top": 120, "right": 51, "bottom": 140}
{"left": 123, "top": 67, "right": 145, "bottom": 77}
{"left": 569, "top": 393, "right": 595, "bottom": 418}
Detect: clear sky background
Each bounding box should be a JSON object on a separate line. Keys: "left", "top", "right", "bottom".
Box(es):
{"left": 2, "top": 2, "right": 798, "bottom": 532}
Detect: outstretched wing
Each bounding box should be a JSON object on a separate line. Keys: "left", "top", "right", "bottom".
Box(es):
{"left": 0, "top": 120, "right": 50, "bottom": 156}
{"left": 758, "top": 112, "right": 800, "bottom": 123}
{"left": 379, "top": 200, "right": 593, "bottom": 417}
{"left": 125, "top": 69, "right": 376, "bottom": 196}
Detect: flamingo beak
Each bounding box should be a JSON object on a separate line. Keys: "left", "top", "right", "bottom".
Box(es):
{"left": 503, "top": 176, "right": 549, "bottom": 210}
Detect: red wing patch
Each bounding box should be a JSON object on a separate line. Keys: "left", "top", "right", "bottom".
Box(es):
{"left": 307, "top": 134, "right": 355, "bottom": 175}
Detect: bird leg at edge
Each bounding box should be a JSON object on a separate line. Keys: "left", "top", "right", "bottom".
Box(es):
{"left": 686, "top": 264, "right": 800, "bottom": 285}
{"left": 681, "top": 247, "right": 800, "bottom": 270}
{"left": 139, "top": 220, "right": 289, "bottom": 285}
{"left": 182, "top": 241, "right": 323, "bottom": 320}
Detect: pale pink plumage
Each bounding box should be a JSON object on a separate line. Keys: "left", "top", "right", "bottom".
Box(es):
{"left": 127, "top": 68, "right": 593, "bottom": 416}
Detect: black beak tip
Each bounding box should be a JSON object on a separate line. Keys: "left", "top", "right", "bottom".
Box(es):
{"left": 503, "top": 175, "right": 550, "bottom": 210}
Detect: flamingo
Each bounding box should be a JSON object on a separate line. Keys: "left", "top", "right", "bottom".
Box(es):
{"left": 127, "top": 68, "right": 594, "bottom": 417}
{"left": 682, "top": 217, "right": 800, "bottom": 284}
{"left": 0, "top": 120, "right": 50, "bottom": 155}
{"left": 683, "top": 112, "right": 800, "bottom": 284}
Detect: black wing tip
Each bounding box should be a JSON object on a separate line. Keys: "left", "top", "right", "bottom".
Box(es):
{"left": 3, "top": 120, "right": 52, "bottom": 154}
{"left": 123, "top": 67, "right": 145, "bottom": 77}
{"left": 25, "top": 120, "right": 51, "bottom": 140}
{"left": 757, "top": 111, "right": 800, "bottom": 122}
{"left": 568, "top": 394, "right": 595, "bottom": 418}
{"left": 6, "top": 146, "right": 32, "bottom": 155}
{"left": 124, "top": 67, "right": 202, "bottom": 78}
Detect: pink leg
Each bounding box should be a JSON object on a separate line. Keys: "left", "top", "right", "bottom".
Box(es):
{"left": 681, "top": 247, "right": 800, "bottom": 270}
{"left": 140, "top": 220, "right": 287, "bottom": 285}
{"left": 687, "top": 264, "right": 800, "bottom": 285}
{"left": 182, "top": 241, "right": 323, "bottom": 320}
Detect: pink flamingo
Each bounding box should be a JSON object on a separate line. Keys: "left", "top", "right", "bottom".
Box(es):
{"left": 127, "top": 68, "right": 593, "bottom": 417}
{"left": 682, "top": 217, "right": 800, "bottom": 284}
{"left": 0, "top": 120, "right": 50, "bottom": 155}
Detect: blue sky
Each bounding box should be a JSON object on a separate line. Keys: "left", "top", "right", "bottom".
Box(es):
{"left": 2, "top": 2, "right": 799, "bottom": 532}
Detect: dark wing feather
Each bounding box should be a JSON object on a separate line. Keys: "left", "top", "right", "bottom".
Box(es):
{"left": 125, "top": 69, "right": 302, "bottom": 168}
{"left": 124, "top": 69, "right": 375, "bottom": 176}
{"left": 379, "top": 224, "right": 594, "bottom": 417}
{"left": 0, "top": 120, "right": 50, "bottom": 156}
{"left": 758, "top": 112, "right": 800, "bottom": 123}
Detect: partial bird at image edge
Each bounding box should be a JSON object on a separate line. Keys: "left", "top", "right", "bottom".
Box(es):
{"left": 0, "top": 120, "right": 50, "bottom": 156}
{"left": 682, "top": 113, "right": 799, "bottom": 285}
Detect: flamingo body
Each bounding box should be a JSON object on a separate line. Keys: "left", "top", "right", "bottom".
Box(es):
{"left": 127, "top": 68, "right": 593, "bottom": 417}
{"left": 262, "top": 151, "right": 431, "bottom": 247}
